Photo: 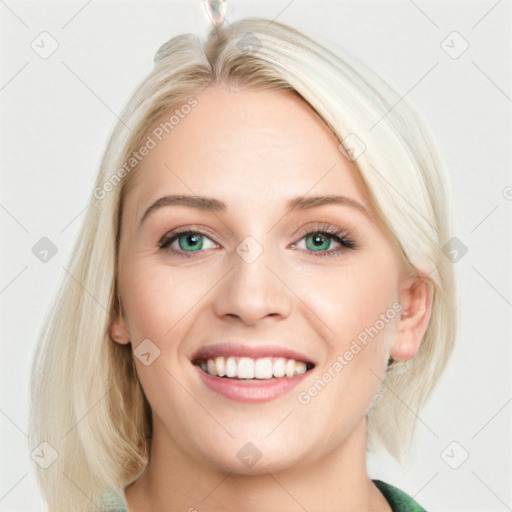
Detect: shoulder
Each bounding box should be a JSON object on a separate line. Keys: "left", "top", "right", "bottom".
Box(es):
{"left": 100, "top": 488, "right": 128, "bottom": 512}
{"left": 372, "top": 479, "right": 428, "bottom": 512}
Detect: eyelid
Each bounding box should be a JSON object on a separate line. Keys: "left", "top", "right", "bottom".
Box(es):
{"left": 294, "top": 222, "right": 346, "bottom": 239}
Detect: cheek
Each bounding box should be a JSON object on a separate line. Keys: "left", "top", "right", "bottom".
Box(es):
{"left": 118, "top": 258, "right": 209, "bottom": 340}
{"left": 119, "top": 267, "right": 168, "bottom": 339}
{"left": 117, "top": 260, "right": 200, "bottom": 408}
{"left": 301, "top": 255, "right": 400, "bottom": 350}
{"left": 296, "top": 253, "right": 399, "bottom": 419}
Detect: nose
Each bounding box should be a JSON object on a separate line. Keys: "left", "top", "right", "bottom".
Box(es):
{"left": 211, "top": 241, "right": 294, "bottom": 325}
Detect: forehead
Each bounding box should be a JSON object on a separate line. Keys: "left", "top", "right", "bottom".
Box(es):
{"left": 126, "top": 85, "right": 369, "bottom": 217}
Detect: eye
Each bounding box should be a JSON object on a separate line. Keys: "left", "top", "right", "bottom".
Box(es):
{"left": 159, "top": 229, "right": 218, "bottom": 256}
{"left": 291, "top": 225, "right": 357, "bottom": 257}
{"left": 158, "top": 224, "right": 357, "bottom": 258}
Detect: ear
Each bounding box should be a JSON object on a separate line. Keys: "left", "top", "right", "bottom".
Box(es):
{"left": 110, "top": 307, "right": 131, "bottom": 345}
{"left": 390, "top": 273, "right": 433, "bottom": 361}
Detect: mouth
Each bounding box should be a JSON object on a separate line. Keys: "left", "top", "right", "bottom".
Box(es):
{"left": 192, "top": 355, "right": 315, "bottom": 380}
{"left": 190, "top": 344, "right": 316, "bottom": 403}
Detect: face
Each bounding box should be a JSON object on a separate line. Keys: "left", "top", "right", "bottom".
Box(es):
{"left": 112, "top": 84, "right": 420, "bottom": 475}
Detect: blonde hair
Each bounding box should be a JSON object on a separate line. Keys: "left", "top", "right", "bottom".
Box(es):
{"left": 29, "top": 18, "right": 457, "bottom": 511}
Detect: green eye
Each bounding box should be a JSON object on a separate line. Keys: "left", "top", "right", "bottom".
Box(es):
{"left": 178, "top": 233, "right": 204, "bottom": 251}
{"left": 292, "top": 227, "right": 357, "bottom": 256}
{"left": 159, "top": 226, "right": 356, "bottom": 258}
{"left": 159, "top": 229, "right": 217, "bottom": 256}
{"left": 305, "top": 233, "right": 332, "bottom": 251}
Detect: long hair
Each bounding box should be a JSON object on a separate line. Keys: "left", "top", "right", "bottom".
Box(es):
{"left": 29, "top": 18, "right": 457, "bottom": 510}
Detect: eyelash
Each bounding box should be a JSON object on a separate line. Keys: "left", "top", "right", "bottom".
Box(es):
{"left": 158, "top": 224, "right": 357, "bottom": 258}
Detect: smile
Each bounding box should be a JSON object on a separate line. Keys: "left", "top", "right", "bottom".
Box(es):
{"left": 190, "top": 343, "right": 316, "bottom": 403}
{"left": 195, "top": 356, "right": 314, "bottom": 380}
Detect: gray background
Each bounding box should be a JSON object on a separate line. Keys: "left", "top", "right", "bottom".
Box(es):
{"left": 1, "top": 0, "right": 511, "bottom": 510}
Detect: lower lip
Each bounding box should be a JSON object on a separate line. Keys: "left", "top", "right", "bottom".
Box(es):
{"left": 194, "top": 365, "right": 312, "bottom": 403}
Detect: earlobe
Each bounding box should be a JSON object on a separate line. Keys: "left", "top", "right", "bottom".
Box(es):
{"left": 390, "top": 274, "right": 433, "bottom": 361}
{"left": 110, "top": 318, "right": 131, "bottom": 345}
{"left": 110, "top": 293, "right": 131, "bottom": 344}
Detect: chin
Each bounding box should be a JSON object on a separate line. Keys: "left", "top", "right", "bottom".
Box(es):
{"left": 193, "top": 432, "right": 310, "bottom": 476}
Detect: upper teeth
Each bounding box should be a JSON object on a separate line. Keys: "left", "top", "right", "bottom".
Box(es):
{"left": 199, "top": 356, "right": 309, "bottom": 379}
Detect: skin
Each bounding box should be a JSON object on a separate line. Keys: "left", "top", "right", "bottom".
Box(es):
{"left": 110, "top": 83, "right": 432, "bottom": 512}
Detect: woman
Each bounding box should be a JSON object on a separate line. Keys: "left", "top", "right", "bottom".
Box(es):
{"left": 29, "top": 17, "right": 456, "bottom": 512}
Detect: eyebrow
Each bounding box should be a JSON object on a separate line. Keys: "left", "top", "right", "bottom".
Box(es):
{"left": 140, "top": 194, "right": 368, "bottom": 224}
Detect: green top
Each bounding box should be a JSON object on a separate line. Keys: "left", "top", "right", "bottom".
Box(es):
{"left": 101, "top": 479, "right": 427, "bottom": 511}
{"left": 373, "top": 480, "right": 427, "bottom": 511}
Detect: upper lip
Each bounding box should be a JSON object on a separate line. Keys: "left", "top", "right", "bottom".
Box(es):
{"left": 190, "top": 342, "right": 316, "bottom": 366}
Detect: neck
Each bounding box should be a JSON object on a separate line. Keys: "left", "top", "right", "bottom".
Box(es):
{"left": 124, "top": 417, "right": 390, "bottom": 512}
